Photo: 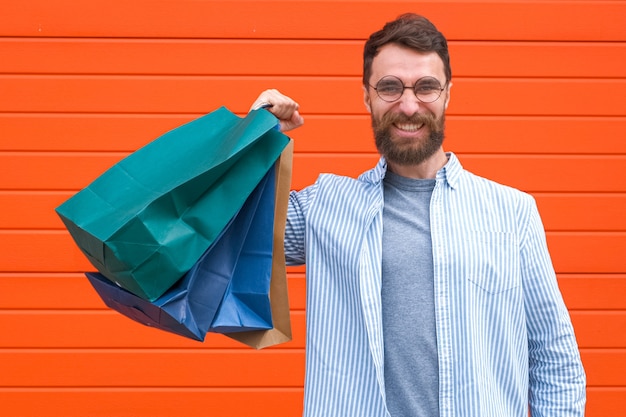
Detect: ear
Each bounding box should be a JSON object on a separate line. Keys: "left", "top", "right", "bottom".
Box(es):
{"left": 443, "top": 81, "right": 452, "bottom": 110}
{"left": 363, "top": 85, "right": 372, "bottom": 113}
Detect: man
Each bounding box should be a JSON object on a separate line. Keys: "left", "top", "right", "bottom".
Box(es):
{"left": 251, "top": 13, "right": 586, "bottom": 417}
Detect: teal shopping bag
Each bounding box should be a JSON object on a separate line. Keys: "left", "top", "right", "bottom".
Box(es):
{"left": 56, "top": 107, "right": 289, "bottom": 301}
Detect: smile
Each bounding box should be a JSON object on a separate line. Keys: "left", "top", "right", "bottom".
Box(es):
{"left": 394, "top": 122, "right": 424, "bottom": 132}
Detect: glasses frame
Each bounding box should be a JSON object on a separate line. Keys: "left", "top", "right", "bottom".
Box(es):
{"left": 369, "top": 75, "right": 448, "bottom": 103}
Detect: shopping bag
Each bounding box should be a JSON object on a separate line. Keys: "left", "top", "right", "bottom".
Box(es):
{"left": 85, "top": 162, "right": 278, "bottom": 342}
{"left": 56, "top": 107, "right": 289, "bottom": 301}
{"left": 221, "top": 140, "right": 294, "bottom": 349}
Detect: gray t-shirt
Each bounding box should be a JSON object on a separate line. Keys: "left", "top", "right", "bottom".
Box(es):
{"left": 382, "top": 171, "right": 439, "bottom": 417}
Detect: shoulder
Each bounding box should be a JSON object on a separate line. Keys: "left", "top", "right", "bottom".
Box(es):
{"left": 458, "top": 167, "right": 534, "bottom": 207}
{"left": 294, "top": 159, "right": 385, "bottom": 203}
{"left": 449, "top": 160, "right": 538, "bottom": 230}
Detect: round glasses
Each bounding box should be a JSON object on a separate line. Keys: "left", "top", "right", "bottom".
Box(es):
{"left": 369, "top": 75, "right": 446, "bottom": 103}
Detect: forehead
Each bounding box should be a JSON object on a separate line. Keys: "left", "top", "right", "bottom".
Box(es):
{"left": 370, "top": 43, "right": 445, "bottom": 83}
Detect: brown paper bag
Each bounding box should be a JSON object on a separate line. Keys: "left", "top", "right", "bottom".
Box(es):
{"left": 226, "top": 140, "right": 294, "bottom": 349}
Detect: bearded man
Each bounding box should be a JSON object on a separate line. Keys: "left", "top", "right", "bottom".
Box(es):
{"left": 249, "top": 13, "right": 585, "bottom": 417}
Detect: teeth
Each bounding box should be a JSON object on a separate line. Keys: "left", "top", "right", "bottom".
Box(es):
{"left": 395, "top": 123, "right": 424, "bottom": 132}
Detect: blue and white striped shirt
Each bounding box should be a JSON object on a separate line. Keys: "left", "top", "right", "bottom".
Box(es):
{"left": 285, "top": 153, "right": 586, "bottom": 417}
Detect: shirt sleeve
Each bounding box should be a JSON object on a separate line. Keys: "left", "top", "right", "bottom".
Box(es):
{"left": 284, "top": 184, "right": 317, "bottom": 266}
{"left": 520, "top": 195, "right": 587, "bottom": 416}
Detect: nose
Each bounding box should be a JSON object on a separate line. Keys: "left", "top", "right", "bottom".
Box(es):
{"left": 396, "top": 88, "right": 421, "bottom": 115}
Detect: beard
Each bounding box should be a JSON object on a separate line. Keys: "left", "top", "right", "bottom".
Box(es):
{"left": 372, "top": 111, "right": 445, "bottom": 166}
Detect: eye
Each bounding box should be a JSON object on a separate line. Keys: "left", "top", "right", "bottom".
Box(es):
{"left": 377, "top": 81, "right": 403, "bottom": 95}
{"left": 415, "top": 78, "right": 442, "bottom": 93}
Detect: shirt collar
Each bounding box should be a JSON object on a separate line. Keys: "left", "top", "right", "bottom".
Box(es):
{"left": 437, "top": 152, "right": 462, "bottom": 190}
{"left": 359, "top": 152, "right": 463, "bottom": 190}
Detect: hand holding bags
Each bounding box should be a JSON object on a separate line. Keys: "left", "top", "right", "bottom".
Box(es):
{"left": 57, "top": 108, "right": 294, "bottom": 347}
{"left": 56, "top": 107, "right": 289, "bottom": 301}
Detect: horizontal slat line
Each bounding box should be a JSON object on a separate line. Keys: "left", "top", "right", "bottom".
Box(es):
{"left": 1, "top": 38, "right": 625, "bottom": 78}
{"left": 0, "top": 348, "right": 305, "bottom": 354}
{"left": 547, "top": 231, "right": 626, "bottom": 237}
{"left": 10, "top": 229, "right": 624, "bottom": 237}
{"left": 12, "top": 190, "right": 626, "bottom": 232}
{"left": 0, "top": 351, "right": 307, "bottom": 387}
{"left": 0, "top": 38, "right": 626, "bottom": 44}
{"left": 3, "top": 75, "right": 626, "bottom": 82}
{"left": 0, "top": 309, "right": 305, "bottom": 315}
{"left": 0, "top": 385, "right": 612, "bottom": 392}
{"left": 4, "top": 225, "right": 626, "bottom": 237}
{"left": 4, "top": 74, "right": 626, "bottom": 80}
{"left": 3, "top": 114, "right": 625, "bottom": 156}
{"left": 0, "top": 390, "right": 303, "bottom": 405}
{"left": 0, "top": 271, "right": 307, "bottom": 278}
{"left": 545, "top": 234, "right": 626, "bottom": 273}
{"left": 2, "top": 0, "right": 625, "bottom": 41}
{"left": 581, "top": 349, "right": 626, "bottom": 387}
{"left": 0, "top": 112, "right": 210, "bottom": 117}
{"left": 534, "top": 193, "right": 626, "bottom": 233}
{"left": 0, "top": 386, "right": 620, "bottom": 393}
{"left": 0, "top": 390, "right": 306, "bottom": 417}
{"left": 1, "top": 77, "right": 625, "bottom": 116}
{"left": 569, "top": 312, "right": 626, "bottom": 348}
{"left": 558, "top": 275, "right": 626, "bottom": 310}
{"left": 0, "top": 274, "right": 620, "bottom": 313}
{"left": 0, "top": 347, "right": 616, "bottom": 356}
{"left": 8, "top": 190, "right": 625, "bottom": 196}
{"left": 0, "top": 386, "right": 304, "bottom": 390}
{"left": 0, "top": 387, "right": 304, "bottom": 392}
{"left": 1, "top": 231, "right": 625, "bottom": 273}
{"left": 558, "top": 274, "right": 626, "bottom": 277}
{"left": 0, "top": 311, "right": 307, "bottom": 349}
{"left": 0, "top": 390, "right": 619, "bottom": 417}
{"left": 0, "top": 190, "right": 70, "bottom": 195}
{"left": 2, "top": 308, "right": 622, "bottom": 315}
{"left": 1, "top": 151, "right": 128, "bottom": 157}
{"left": 3, "top": 154, "right": 626, "bottom": 193}
{"left": 0, "top": 310, "right": 306, "bottom": 318}
{"left": 579, "top": 348, "right": 626, "bottom": 353}
{"left": 6, "top": 151, "right": 626, "bottom": 158}
{"left": 2, "top": 38, "right": 624, "bottom": 44}
{"left": 0, "top": 273, "right": 307, "bottom": 311}
{"left": 0, "top": 229, "right": 61, "bottom": 235}
{"left": 3, "top": 390, "right": 621, "bottom": 417}
{"left": 572, "top": 311, "right": 626, "bottom": 316}
{"left": 534, "top": 192, "right": 626, "bottom": 197}
{"left": 0, "top": 350, "right": 618, "bottom": 386}
{"left": 8, "top": 72, "right": 624, "bottom": 81}
{"left": 3, "top": 113, "right": 626, "bottom": 119}
{"left": 3, "top": 272, "right": 616, "bottom": 279}
{"left": 1, "top": 310, "right": 620, "bottom": 349}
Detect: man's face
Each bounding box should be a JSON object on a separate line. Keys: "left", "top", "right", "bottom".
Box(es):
{"left": 363, "top": 44, "right": 451, "bottom": 167}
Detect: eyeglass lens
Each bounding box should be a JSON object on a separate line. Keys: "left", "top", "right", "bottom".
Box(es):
{"left": 375, "top": 76, "right": 444, "bottom": 103}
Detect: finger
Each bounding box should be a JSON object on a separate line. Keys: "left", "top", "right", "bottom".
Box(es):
{"left": 250, "top": 89, "right": 299, "bottom": 116}
{"left": 279, "top": 110, "right": 304, "bottom": 132}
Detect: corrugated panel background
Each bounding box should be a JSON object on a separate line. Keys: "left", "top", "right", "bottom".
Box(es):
{"left": 0, "top": 1, "right": 624, "bottom": 416}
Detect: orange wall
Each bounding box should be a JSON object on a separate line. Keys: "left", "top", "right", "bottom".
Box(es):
{"left": 1, "top": 1, "right": 625, "bottom": 416}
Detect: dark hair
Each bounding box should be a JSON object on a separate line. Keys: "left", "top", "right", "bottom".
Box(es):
{"left": 363, "top": 13, "right": 451, "bottom": 86}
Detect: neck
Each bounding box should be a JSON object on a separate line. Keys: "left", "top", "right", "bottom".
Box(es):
{"left": 386, "top": 149, "right": 448, "bottom": 179}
